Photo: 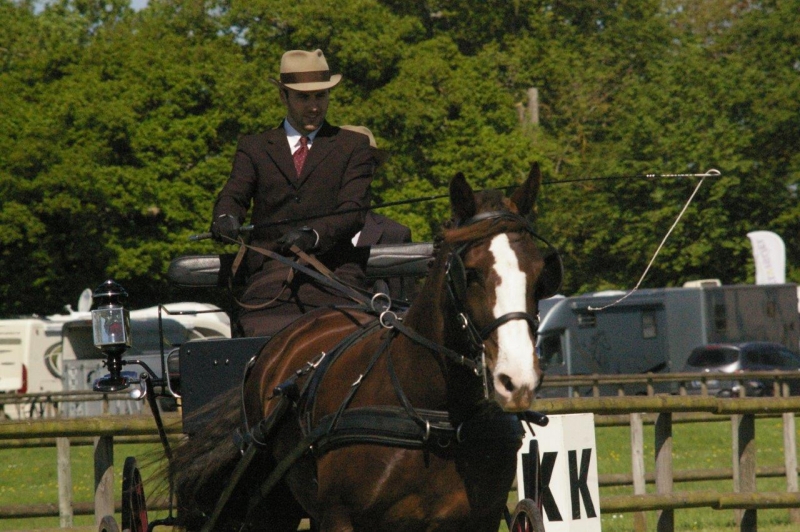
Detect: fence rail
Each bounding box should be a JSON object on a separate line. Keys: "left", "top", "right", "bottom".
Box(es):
{"left": 540, "top": 369, "right": 800, "bottom": 397}
{"left": 2, "top": 387, "right": 800, "bottom": 530}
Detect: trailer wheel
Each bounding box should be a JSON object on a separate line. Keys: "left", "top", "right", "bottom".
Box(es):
{"left": 122, "top": 456, "right": 148, "bottom": 532}
{"left": 509, "top": 498, "right": 545, "bottom": 532}
{"left": 98, "top": 515, "right": 120, "bottom": 532}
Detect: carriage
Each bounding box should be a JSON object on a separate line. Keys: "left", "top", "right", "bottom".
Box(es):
{"left": 91, "top": 166, "right": 559, "bottom": 532}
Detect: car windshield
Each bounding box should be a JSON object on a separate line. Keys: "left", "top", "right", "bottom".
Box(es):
{"left": 687, "top": 346, "right": 739, "bottom": 367}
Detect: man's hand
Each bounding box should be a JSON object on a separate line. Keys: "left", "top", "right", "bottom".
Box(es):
{"left": 211, "top": 214, "right": 241, "bottom": 242}
{"left": 276, "top": 227, "right": 317, "bottom": 253}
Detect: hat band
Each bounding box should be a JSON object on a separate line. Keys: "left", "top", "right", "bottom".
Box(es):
{"left": 280, "top": 70, "right": 331, "bottom": 84}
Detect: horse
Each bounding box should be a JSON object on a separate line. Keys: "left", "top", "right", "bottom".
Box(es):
{"left": 167, "top": 163, "right": 562, "bottom": 531}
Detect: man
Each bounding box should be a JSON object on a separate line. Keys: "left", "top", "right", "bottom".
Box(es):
{"left": 340, "top": 125, "right": 416, "bottom": 302}
{"left": 210, "top": 49, "right": 374, "bottom": 337}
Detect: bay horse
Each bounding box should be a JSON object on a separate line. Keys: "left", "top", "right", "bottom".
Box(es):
{"left": 168, "top": 164, "right": 562, "bottom": 531}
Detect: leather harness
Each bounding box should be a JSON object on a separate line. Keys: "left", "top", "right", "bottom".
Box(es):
{"left": 199, "top": 211, "right": 557, "bottom": 531}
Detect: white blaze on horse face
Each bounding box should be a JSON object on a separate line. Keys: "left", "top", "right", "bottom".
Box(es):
{"left": 489, "top": 234, "right": 537, "bottom": 409}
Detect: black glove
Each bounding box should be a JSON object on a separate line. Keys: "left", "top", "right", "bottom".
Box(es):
{"left": 276, "top": 227, "right": 317, "bottom": 253}
{"left": 211, "top": 214, "right": 241, "bottom": 242}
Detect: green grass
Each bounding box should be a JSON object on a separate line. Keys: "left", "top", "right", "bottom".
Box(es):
{"left": 0, "top": 442, "right": 169, "bottom": 531}
{"left": 595, "top": 417, "right": 799, "bottom": 531}
{"left": 1, "top": 418, "right": 800, "bottom": 530}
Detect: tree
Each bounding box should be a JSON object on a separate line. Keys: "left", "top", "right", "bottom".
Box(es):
{"left": 1, "top": 0, "right": 799, "bottom": 316}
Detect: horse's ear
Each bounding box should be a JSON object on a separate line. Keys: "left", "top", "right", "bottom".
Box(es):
{"left": 510, "top": 162, "right": 542, "bottom": 215}
{"left": 450, "top": 172, "right": 476, "bottom": 222}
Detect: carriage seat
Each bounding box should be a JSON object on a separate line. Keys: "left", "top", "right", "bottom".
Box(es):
{"left": 166, "top": 242, "right": 435, "bottom": 288}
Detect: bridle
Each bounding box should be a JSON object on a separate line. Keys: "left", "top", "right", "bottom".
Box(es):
{"left": 443, "top": 210, "right": 559, "bottom": 361}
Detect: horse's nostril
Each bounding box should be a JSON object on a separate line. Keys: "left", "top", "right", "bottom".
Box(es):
{"left": 498, "top": 374, "right": 515, "bottom": 393}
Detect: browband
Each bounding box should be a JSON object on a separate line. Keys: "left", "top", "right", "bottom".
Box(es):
{"left": 458, "top": 210, "right": 528, "bottom": 227}
{"left": 457, "top": 210, "right": 559, "bottom": 252}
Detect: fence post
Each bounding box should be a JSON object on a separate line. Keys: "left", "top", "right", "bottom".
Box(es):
{"left": 56, "top": 437, "right": 73, "bottom": 528}
{"left": 732, "top": 413, "right": 756, "bottom": 530}
{"left": 655, "top": 412, "right": 673, "bottom": 532}
{"left": 93, "top": 435, "right": 114, "bottom": 526}
{"left": 782, "top": 382, "right": 800, "bottom": 524}
{"left": 630, "top": 413, "right": 647, "bottom": 531}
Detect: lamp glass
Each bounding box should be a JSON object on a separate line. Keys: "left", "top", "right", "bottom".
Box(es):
{"left": 91, "top": 307, "right": 132, "bottom": 348}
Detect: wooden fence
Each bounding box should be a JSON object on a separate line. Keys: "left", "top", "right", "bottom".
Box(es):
{"left": 0, "top": 390, "right": 133, "bottom": 420}
{"left": 0, "top": 414, "right": 182, "bottom": 529}
{"left": 2, "top": 372, "right": 800, "bottom": 531}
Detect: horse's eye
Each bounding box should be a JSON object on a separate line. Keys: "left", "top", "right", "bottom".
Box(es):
{"left": 465, "top": 269, "right": 482, "bottom": 285}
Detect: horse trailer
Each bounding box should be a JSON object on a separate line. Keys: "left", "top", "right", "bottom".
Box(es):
{"left": 536, "top": 283, "right": 800, "bottom": 397}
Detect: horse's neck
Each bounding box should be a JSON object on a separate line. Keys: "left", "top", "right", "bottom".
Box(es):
{"left": 403, "top": 245, "right": 450, "bottom": 342}
{"left": 399, "top": 244, "right": 486, "bottom": 419}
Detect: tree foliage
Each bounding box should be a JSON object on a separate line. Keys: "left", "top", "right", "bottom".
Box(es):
{"left": 1, "top": 0, "right": 798, "bottom": 315}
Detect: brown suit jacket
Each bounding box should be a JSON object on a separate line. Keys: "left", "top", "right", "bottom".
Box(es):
{"left": 212, "top": 121, "right": 374, "bottom": 337}
{"left": 213, "top": 121, "right": 373, "bottom": 276}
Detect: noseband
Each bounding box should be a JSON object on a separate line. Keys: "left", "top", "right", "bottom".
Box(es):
{"left": 445, "top": 211, "right": 555, "bottom": 358}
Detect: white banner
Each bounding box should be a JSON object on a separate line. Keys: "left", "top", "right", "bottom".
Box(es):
{"left": 516, "top": 413, "right": 601, "bottom": 531}
{"left": 747, "top": 231, "right": 786, "bottom": 285}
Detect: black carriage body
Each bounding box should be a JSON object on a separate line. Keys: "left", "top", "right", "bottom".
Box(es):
{"left": 179, "top": 336, "right": 270, "bottom": 435}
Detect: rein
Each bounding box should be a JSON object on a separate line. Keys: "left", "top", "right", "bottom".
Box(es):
{"left": 228, "top": 239, "right": 379, "bottom": 311}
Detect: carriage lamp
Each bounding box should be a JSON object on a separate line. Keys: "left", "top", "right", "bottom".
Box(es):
{"left": 91, "top": 279, "right": 132, "bottom": 392}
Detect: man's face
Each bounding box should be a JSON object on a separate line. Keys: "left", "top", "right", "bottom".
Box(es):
{"left": 281, "top": 89, "right": 329, "bottom": 133}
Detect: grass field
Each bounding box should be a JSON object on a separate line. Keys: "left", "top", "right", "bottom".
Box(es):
{"left": 1, "top": 417, "right": 799, "bottom": 531}
{"left": 595, "top": 418, "right": 799, "bottom": 531}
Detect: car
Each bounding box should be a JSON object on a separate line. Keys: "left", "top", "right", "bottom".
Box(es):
{"left": 682, "top": 341, "right": 800, "bottom": 396}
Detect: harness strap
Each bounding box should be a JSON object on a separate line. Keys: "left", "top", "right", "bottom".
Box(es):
{"left": 299, "top": 320, "right": 384, "bottom": 432}
{"left": 459, "top": 210, "right": 560, "bottom": 251}
{"left": 444, "top": 270, "right": 484, "bottom": 354}
{"left": 479, "top": 311, "right": 540, "bottom": 339}
{"left": 381, "top": 312, "right": 482, "bottom": 374}
{"left": 324, "top": 330, "right": 396, "bottom": 435}
{"left": 313, "top": 406, "right": 454, "bottom": 453}
{"left": 313, "top": 406, "right": 526, "bottom": 454}
{"left": 386, "top": 339, "right": 428, "bottom": 432}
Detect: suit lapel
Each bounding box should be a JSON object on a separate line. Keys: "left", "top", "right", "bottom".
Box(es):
{"left": 297, "top": 122, "right": 337, "bottom": 188}
{"left": 263, "top": 125, "right": 298, "bottom": 189}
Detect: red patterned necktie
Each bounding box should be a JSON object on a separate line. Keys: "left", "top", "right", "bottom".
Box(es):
{"left": 293, "top": 136, "right": 308, "bottom": 176}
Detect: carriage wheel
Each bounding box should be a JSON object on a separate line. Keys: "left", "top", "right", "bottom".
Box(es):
{"left": 122, "top": 456, "right": 149, "bottom": 532}
{"left": 98, "top": 515, "right": 120, "bottom": 532}
{"left": 509, "top": 498, "right": 545, "bottom": 532}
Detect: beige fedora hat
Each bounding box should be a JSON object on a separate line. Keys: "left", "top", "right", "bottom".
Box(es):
{"left": 271, "top": 49, "right": 342, "bottom": 92}
{"left": 341, "top": 125, "right": 390, "bottom": 166}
